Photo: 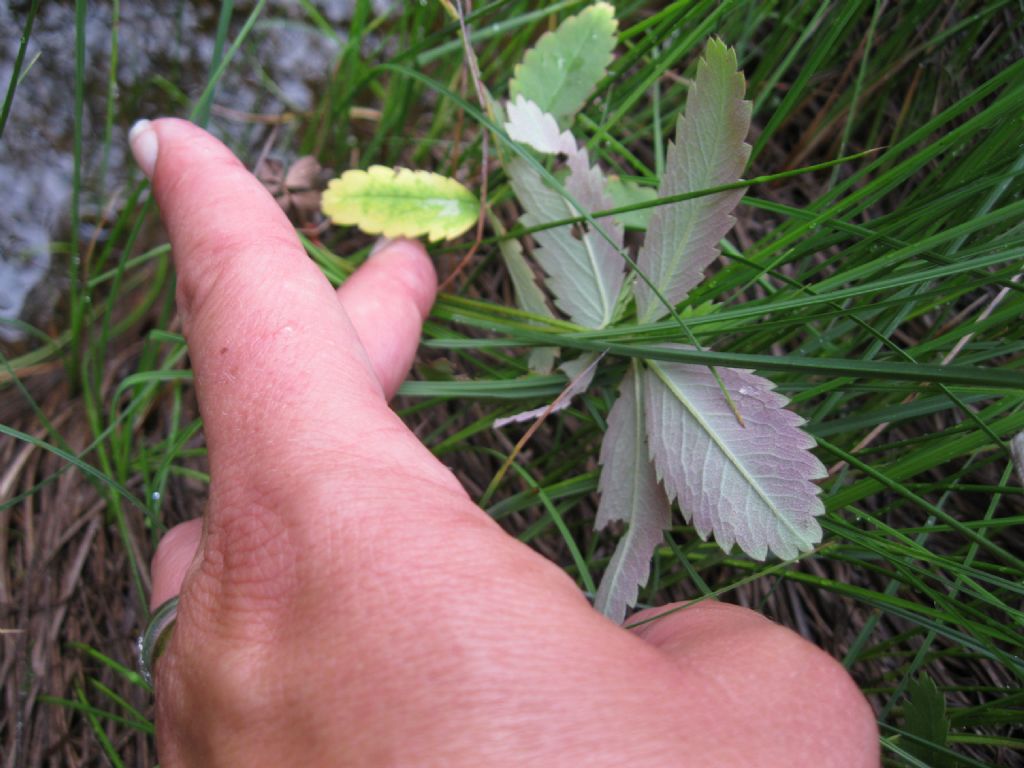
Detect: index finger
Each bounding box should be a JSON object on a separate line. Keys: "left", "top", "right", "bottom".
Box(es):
{"left": 132, "top": 118, "right": 446, "bottom": 498}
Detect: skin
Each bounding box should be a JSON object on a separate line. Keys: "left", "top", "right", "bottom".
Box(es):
{"left": 138, "top": 118, "right": 880, "bottom": 767}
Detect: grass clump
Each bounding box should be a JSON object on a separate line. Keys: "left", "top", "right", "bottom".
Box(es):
{"left": 0, "top": 1, "right": 1022, "bottom": 765}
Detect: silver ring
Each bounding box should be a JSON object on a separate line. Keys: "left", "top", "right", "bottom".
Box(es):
{"left": 138, "top": 596, "right": 179, "bottom": 687}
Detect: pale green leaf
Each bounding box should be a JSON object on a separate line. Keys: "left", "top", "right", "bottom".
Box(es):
{"left": 509, "top": 2, "right": 618, "bottom": 126}
{"left": 644, "top": 358, "right": 826, "bottom": 560}
{"left": 490, "top": 211, "right": 556, "bottom": 374}
{"left": 635, "top": 39, "right": 752, "bottom": 322}
{"left": 501, "top": 236, "right": 556, "bottom": 373}
{"left": 527, "top": 346, "right": 558, "bottom": 376}
{"left": 594, "top": 364, "right": 672, "bottom": 624}
{"left": 321, "top": 165, "right": 478, "bottom": 243}
{"left": 506, "top": 149, "right": 625, "bottom": 328}
{"left": 558, "top": 352, "right": 599, "bottom": 386}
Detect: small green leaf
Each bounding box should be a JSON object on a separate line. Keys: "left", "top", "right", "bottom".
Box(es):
{"left": 321, "top": 165, "right": 479, "bottom": 242}
{"left": 903, "top": 673, "right": 954, "bottom": 768}
{"left": 605, "top": 177, "right": 657, "bottom": 230}
{"left": 509, "top": 2, "right": 618, "bottom": 126}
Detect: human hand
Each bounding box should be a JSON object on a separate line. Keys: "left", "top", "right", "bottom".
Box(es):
{"left": 131, "top": 118, "right": 879, "bottom": 767}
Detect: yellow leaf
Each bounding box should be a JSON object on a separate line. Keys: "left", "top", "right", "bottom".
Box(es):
{"left": 321, "top": 165, "right": 479, "bottom": 242}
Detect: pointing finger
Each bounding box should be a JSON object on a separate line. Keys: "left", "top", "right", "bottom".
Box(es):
{"left": 131, "top": 119, "right": 462, "bottom": 597}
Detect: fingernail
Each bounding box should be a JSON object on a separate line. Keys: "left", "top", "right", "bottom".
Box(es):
{"left": 369, "top": 237, "right": 393, "bottom": 257}
{"left": 129, "top": 119, "right": 158, "bottom": 179}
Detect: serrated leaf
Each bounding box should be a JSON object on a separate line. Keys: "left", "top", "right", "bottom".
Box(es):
{"left": 321, "top": 165, "right": 478, "bottom": 242}
{"left": 643, "top": 358, "right": 826, "bottom": 560}
{"left": 505, "top": 95, "right": 577, "bottom": 155}
{"left": 903, "top": 673, "right": 954, "bottom": 768}
{"left": 509, "top": 2, "right": 618, "bottom": 126}
{"left": 605, "top": 177, "right": 657, "bottom": 230}
{"left": 506, "top": 150, "right": 625, "bottom": 328}
{"left": 594, "top": 365, "right": 672, "bottom": 624}
{"left": 635, "top": 39, "right": 752, "bottom": 322}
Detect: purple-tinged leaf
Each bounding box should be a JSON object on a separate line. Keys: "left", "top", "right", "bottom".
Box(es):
{"left": 643, "top": 358, "right": 826, "bottom": 560}
{"left": 634, "top": 39, "right": 752, "bottom": 322}
{"left": 506, "top": 150, "right": 625, "bottom": 328}
{"left": 493, "top": 353, "right": 600, "bottom": 429}
{"left": 594, "top": 365, "right": 672, "bottom": 623}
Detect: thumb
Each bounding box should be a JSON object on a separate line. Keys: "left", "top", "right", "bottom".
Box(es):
{"left": 150, "top": 519, "right": 202, "bottom": 610}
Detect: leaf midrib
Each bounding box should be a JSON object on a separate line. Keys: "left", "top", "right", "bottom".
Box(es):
{"left": 558, "top": 193, "right": 612, "bottom": 326}
{"left": 346, "top": 192, "right": 473, "bottom": 204}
